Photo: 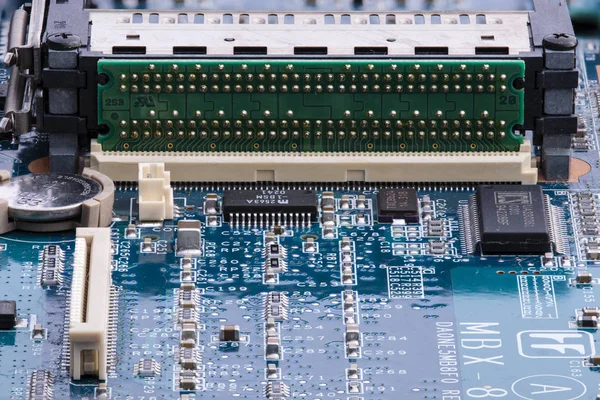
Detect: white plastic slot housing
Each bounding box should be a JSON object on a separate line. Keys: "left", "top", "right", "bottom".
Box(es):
{"left": 90, "top": 140, "right": 537, "bottom": 184}
{"left": 69, "top": 228, "right": 112, "bottom": 381}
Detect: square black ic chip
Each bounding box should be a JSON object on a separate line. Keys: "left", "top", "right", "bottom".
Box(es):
{"left": 0, "top": 300, "right": 16, "bottom": 330}
{"left": 475, "top": 185, "right": 551, "bottom": 255}
{"left": 377, "top": 188, "right": 419, "bottom": 223}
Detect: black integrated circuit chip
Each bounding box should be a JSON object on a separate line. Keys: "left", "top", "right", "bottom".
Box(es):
{"left": 475, "top": 185, "right": 551, "bottom": 255}
{"left": 377, "top": 188, "right": 420, "bottom": 223}
{"left": 223, "top": 190, "right": 318, "bottom": 222}
{"left": 0, "top": 300, "right": 16, "bottom": 330}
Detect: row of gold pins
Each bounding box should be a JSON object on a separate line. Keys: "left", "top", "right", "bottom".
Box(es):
{"left": 117, "top": 72, "right": 507, "bottom": 84}
{"left": 120, "top": 129, "right": 507, "bottom": 141}
{"left": 141, "top": 109, "right": 501, "bottom": 120}
{"left": 137, "top": 62, "right": 497, "bottom": 73}
{"left": 121, "top": 118, "right": 506, "bottom": 130}
{"left": 122, "top": 83, "right": 507, "bottom": 94}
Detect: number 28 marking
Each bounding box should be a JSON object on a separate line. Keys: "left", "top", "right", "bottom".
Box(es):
{"left": 499, "top": 96, "right": 517, "bottom": 105}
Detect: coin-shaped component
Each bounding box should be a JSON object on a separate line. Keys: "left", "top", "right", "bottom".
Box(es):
{"left": 0, "top": 173, "right": 103, "bottom": 222}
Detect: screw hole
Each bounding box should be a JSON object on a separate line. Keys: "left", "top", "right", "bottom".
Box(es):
{"left": 512, "top": 77, "right": 525, "bottom": 90}
{"left": 98, "top": 124, "right": 110, "bottom": 135}
{"left": 512, "top": 124, "right": 524, "bottom": 135}
{"left": 97, "top": 73, "right": 110, "bottom": 85}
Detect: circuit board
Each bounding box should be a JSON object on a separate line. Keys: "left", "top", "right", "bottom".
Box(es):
{"left": 97, "top": 59, "right": 525, "bottom": 153}
{"left": 1, "top": 182, "right": 600, "bottom": 400}
{"left": 2, "top": 1, "right": 600, "bottom": 400}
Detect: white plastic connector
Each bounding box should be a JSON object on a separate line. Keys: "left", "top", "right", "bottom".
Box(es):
{"left": 138, "top": 163, "right": 174, "bottom": 221}
{"left": 69, "top": 228, "right": 112, "bottom": 381}
{"left": 90, "top": 140, "right": 537, "bottom": 184}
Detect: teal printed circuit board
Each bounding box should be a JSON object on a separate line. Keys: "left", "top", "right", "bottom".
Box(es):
{"left": 1, "top": 184, "right": 600, "bottom": 400}
{"left": 1, "top": 1, "right": 600, "bottom": 400}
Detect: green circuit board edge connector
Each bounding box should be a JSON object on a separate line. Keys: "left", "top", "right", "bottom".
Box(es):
{"left": 97, "top": 59, "right": 525, "bottom": 153}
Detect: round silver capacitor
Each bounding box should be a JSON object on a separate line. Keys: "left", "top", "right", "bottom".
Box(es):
{"left": 0, "top": 173, "right": 103, "bottom": 222}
